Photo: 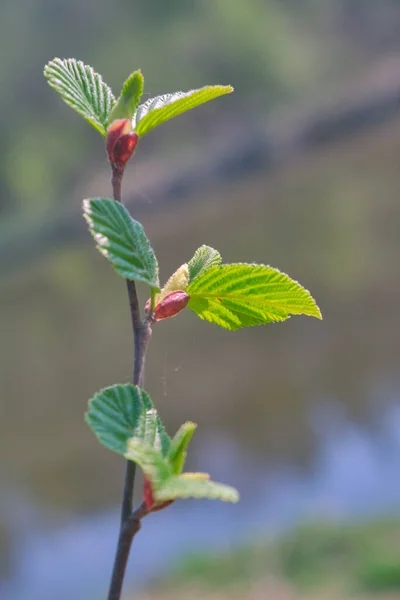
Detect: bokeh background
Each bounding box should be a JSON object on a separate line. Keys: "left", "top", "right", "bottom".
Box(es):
{"left": 2, "top": 1, "right": 400, "bottom": 599}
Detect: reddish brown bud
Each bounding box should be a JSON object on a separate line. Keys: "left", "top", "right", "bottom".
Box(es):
{"left": 112, "top": 133, "right": 139, "bottom": 168}
{"left": 152, "top": 290, "right": 189, "bottom": 322}
{"left": 106, "top": 118, "right": 139, "bottom": 168}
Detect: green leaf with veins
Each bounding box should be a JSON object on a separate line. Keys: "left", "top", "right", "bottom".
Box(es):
{"left": 83, "top": 197, "right": 159, "bottom": 289}
{"left": 187, "top": 263, "right": 322, "bottom": 330}
{"left": 188, "top": 245, "right": 222, "bottom": 284}
{"left": 85, "top": 384, "right": 171, "bottom": 457}
{"left": 85, "top": 384, "right": 150, "bottom": 454}
{"left": 44, "top": 58, "right": 115, "bottom": 136}
{"left": 133, "top": 85, "right": 233, "bottom": 136}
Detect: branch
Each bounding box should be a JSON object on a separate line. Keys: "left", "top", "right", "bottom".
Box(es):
{"left": 107, "top": 503, "right": 148, "bottom": 600}
{"left": 107, "top": 164, "right": 152, "bottom": 600}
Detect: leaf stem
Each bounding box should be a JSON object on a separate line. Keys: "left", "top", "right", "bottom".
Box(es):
{"left": 111, "top": 165, "right": 123, "bottom": 202}
{"left": 107, "top": 163, "right": 152, "bottom": 600}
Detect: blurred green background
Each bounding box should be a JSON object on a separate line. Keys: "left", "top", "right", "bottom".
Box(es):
{"left": 2, "top": 1, "right": 400, "bottom": 599}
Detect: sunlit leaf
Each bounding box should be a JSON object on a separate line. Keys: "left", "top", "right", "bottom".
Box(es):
{"left": 44, "top": 58, "right": 115, "bottom": 135}
{"left": 83, "top": 197, "right": 159, "bottom": 288}
{"left": 133, "top": 85, "right": 233, "bottom": 136}
{"left": 187, "top": 263, "right": 322, "bottom": 330}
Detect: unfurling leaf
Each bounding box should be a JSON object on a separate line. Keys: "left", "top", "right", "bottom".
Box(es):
{"left": 86, "top": 382, "right": 239, "bottom": 506}
{"left": 108, "top": 70, "right": 144, "bottom": 124}
{"left": 124, "top": 439, "right": 239, "bottom": 507}
{"left": 83, "top": 197, "right": 159, "bottom": 289}
{"left": 168, "top": 421, "right": 197, "bottom": 475}
{"left": 188, "top": 245, "right": 222, "bottom": 283}
{"left": 187, "top": 263, "right": 322, "bottom": 330}
{"left": 157, "top": 264, "right": 190, "bottom": 302}
{"left": 44, "top": 58, "right": 115, "bottom": 135}
{"left": 133, "top": 85, "right": 233, "bottom": 136}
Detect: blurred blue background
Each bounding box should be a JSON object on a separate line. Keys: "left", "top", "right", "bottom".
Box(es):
{"left": 2, "top": 1, "right": 400, "bottom": 599}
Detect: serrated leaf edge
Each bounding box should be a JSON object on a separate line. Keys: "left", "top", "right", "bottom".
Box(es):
{"left": 83, "top": 197, "right": 160, "bottom": 289}
{"left": 44, "top": 58, "right": 116, "bottom": 136}
{"left": 187, "top": 262, "right": 322, "bottom": 320}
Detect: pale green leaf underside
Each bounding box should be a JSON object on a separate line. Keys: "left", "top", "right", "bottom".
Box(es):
{"left": 83, "top": 197, "right": 159, "bottom": 289}
{"left": 188, "top": 245, "right": 222, "bottom": 284}
{"left": 156, "top": 477, "right": 239, "bottom": 503}
{"left": 133, "top": 85, "right": 233, "bottom": 136}
{"left": 125, "top": 439, "right": 171, "bottom": 483}
{"left": 108, "top": 69, "right": 144, "bottom": 124}
{"left": 153, "top": 411, "right": 171, "bottom": 457}
{"left": 124, "top": 441, "right": 239, "bottom": 503}
{"left": 44, "top": 58, "right": 115, "bottom": 136}
{"left": 187, "top": 263, "right": 322, "bottom": 331}
{"left": 85, "top": 384, "right": 171, "bottom": 457}
{"left": 156, "top": 263, "right": 190, "bottom": 305}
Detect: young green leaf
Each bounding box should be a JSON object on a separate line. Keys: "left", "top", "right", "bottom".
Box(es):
{"left": 44, "top": 58, "right": 115, "bottom": 136}
{"left": 124, "top": 440, "right": 239, "bottom": 504}
{"left": 133, "top": 85, "right": 233, "bottom": 137}
{"left": 187, "top": 263, "right": 322, "bottom": 331}
{"left": 156, "top": 475, "right": 239, "bottom": 503}
{"left": 108, "top": 70, "right": 144, "bottom": 124}
{"left": 168, "top": 422, "right": 197, "bottom": 475}
{"left": 155, "top": 263, "right": 189, "bottom": 306}
{"left": 188, "top": 245, "right": 222, "bottom": 284}
{"left": 125, "top": 440, "right": 171, "bottom": 485}
{"left": 83, "top": 197, "right": 159, "bottom": 289}
{"left": 85, "top": 384, "right": 171, "bottom": 457}
{"left": 85, "top": 384, "right": 150, "bottom": 454}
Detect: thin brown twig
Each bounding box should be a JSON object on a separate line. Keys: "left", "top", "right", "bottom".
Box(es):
{"left": 107, "top": 164, "right": 152, "bottom": 600}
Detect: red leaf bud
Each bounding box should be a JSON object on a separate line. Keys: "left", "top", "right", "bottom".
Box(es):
{"left": 152, "top": 291, "right": 189, "bottom": 322}
{"left": 106, "top": 118, "right": 139, "bottom": 168}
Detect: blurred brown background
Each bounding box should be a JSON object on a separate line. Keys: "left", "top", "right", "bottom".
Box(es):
{"left": 1, "top": 1, "right": 400, "bottom": 599}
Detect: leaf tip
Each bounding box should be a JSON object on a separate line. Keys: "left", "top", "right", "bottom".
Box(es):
{"left": 313, "top": 304, "right": 323, "bottom": 320}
